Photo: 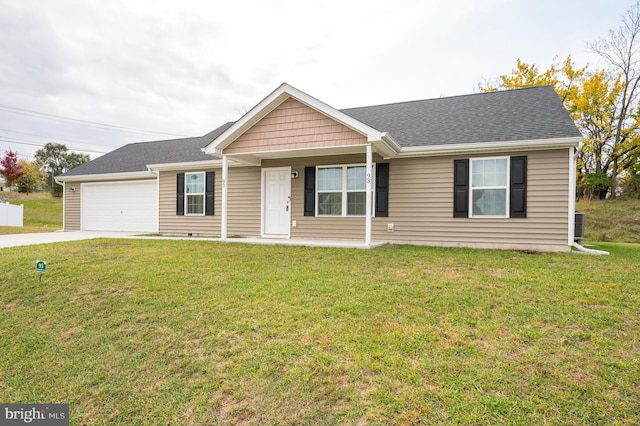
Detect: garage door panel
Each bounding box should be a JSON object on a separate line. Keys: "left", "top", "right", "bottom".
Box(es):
{"left": 82, "top": 181, "right": 157, "bottom": 232}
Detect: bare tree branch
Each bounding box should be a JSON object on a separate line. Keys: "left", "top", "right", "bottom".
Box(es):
{"left": 588, "top": 1, "right": 640, "bottom": 197}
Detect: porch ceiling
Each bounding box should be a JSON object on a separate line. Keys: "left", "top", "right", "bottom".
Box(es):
{"left": 221, "top": 142, "right": 396, "bottom": 166}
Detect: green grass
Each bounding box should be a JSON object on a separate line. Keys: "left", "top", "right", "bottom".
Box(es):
{"left": 0, "top": 191, "right": 62, "bottom": 234}
{"left": 579, "top": 197, "right": 640, "bottom": 243}
{"left": 1, "top": 240, "right": 639, "bottom": 424}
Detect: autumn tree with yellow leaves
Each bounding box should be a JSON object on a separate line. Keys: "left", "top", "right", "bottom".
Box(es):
{"left": 16, "top": 160, "right": 47, "bottom": 194}
{"left": 480, "top": 2, "right": 640, "bottom": 199}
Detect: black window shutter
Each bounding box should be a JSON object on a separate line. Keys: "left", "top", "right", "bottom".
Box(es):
{"left": 375, "top": 162, "right": 389, "bottom": 217}
{"left": 510, "top": 156, "right": 527, "bottom": 218}
{"left": 304, "top": 166, "right": 316, "bottom": 216}
{"left": 453, "top": 159, "right": 469, "bottom": 218}
{"left": 205, "top": 171, "right": 215, "bottom": 216}
{"left": 176, "top": 173, "right": 185, "bottom": 216}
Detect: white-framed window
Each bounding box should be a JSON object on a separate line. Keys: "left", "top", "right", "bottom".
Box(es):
{"left": 470, "top": 157, "right": 509, "bottom": 217}
{"left": 185, "top": 172, "right": 205, "bottom": 215}
{"left": 317, "top": 164, "right": 373, "bottom": 216}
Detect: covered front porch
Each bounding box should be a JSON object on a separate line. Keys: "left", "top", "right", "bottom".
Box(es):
{"left": 202, "top": 84, "right": 400, "bottom": 248}
{"left": 217, "top": 145, "right": 389, "bottom": 247}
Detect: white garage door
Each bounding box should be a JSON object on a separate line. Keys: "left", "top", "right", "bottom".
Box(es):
{"left": 82, "top": 180, "right": 158, "bottom": 232}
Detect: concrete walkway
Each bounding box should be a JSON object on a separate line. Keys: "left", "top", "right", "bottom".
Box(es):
{"left": 125, "top": 235, "right": 387, "bottom": 249}
{"left": 0, "top": 231, "right": 388, "bottom": 249}
{"left": 0, "top": 231, "right": 138, "bottom": 248}
{"left": 221, "top": 236, "right": 388, "bottom": 249}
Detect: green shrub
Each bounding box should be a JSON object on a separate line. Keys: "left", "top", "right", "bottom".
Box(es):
{"left": 578, "top": 172, "right": 612, "bottom": 199}
{"left": 622, "top": 172, "right": 640, "bottom": 199}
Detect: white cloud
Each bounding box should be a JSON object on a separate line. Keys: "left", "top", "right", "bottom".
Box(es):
{"left": 0, "top": 0, "right": 632, "bottom": 160}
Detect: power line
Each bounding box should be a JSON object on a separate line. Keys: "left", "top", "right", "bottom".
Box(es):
{"left": 0, "top": 136, "right": 107, "bottom": 154}
{"left": 0, "top": 128, "right": 119, "bottom": 150}
{"left": 0, "top": 136, "right": 107, "bottom": 153}
{"left": 0, "top": 149, "right": 30, "bottom": 159}
{"left": 0, "top": 103, "right": 187, "bottom": 138}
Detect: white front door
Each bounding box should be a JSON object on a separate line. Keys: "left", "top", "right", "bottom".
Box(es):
{"left": 262, "top": 167, "right": 291, "bottom": 237}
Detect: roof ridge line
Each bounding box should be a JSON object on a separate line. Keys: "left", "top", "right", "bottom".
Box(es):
{"left": 340, "top": 85, "right": 555, "bottom": 111}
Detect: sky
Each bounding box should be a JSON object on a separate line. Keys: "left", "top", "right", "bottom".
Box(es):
{"left": 0, "top": 0, "right": 634, "bottom": 161}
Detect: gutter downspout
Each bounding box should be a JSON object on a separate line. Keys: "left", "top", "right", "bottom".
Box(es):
{"left": 148, "top": 167, "right": 160, "bottom": 234}
{"left": 567, "top": 143, "right": 609, "bottom": 255}
{"left": 572, "top": 242, "right": 609, "bottom": 255}
{"left": 54, "top": 176, "right": 68, "bottom": 231}
{"left": 221, "top": 155, "right": 228, "bottom": 241}
{"left": 568, "top": 147, "right": 577, "bottom": 246}
{"left": 62, "top": 181, "right": 66, "bottom": 231}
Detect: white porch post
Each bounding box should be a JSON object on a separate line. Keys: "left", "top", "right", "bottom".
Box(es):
{"left": 221, "top": 155, "right": 228, "bottom": 241}
{"left": 62, "top": 181, "right": 66, "bottom": 231}
{"left": 365, "top": 144, "right": 373, "bottom": 246}
{"left": 568, "top": 146, "right": 576, "bottom": 245}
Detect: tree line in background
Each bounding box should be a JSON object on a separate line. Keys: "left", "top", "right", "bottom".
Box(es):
{"left": 480, "top": 1, "right": 640, "bottom": 199}
{"left": 0, "top": 143, "right": 89, "bottom": 196}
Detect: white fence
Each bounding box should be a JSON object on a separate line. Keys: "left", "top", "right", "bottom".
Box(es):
{"left": 0, "top": 202, "right": 23, "bottom": 227}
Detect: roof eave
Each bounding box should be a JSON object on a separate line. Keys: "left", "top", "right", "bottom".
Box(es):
{"left": 146, "top": 159, "right": 223, "bottom": 172}
{"left": 55, "top": 170, "right": 155, "bottom": 183}
{"left": 397, "top": 137, "right": 582, "bottom": 157}
{"left": 372, "top": 133, "right": 402, "bottom": 158}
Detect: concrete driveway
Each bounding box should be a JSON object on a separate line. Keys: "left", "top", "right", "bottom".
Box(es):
{"left": 0, "top": 231, "right": 138, "bottom": 248}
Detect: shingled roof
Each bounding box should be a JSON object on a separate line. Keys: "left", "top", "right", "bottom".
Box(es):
{"left": 60, "top": 122, "right": 233, "bottom": 177}
{"left": 341, "top": 85, "right": 581, "bottom": 146}
{"left": 60, "top": 86, "right": 580, "bottom": 177}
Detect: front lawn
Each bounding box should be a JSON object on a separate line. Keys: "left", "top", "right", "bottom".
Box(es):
{"left": 1, "top": 240, "right": 639, "bottom": 424}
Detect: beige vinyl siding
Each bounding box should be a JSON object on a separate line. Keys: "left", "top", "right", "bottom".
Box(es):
{"left": 158, "top": 168, "right": 261, "bottom": 236}
{"left": 225, "top": 98, "right": 367, "bottom": 154}
{"left": 64, "top": 183, "right": 81, "bottom": 230}
{"left": 226, "top": 167, "right": 261, "bottom": 236}
{"left": 159, "top": 170, "right": 217, "bottom": 235}
{"left": 372, "top": 149, "right": 571, "bottom": 251}
{"left": 266, "top": 149, "right": 570, "bottom": 251}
